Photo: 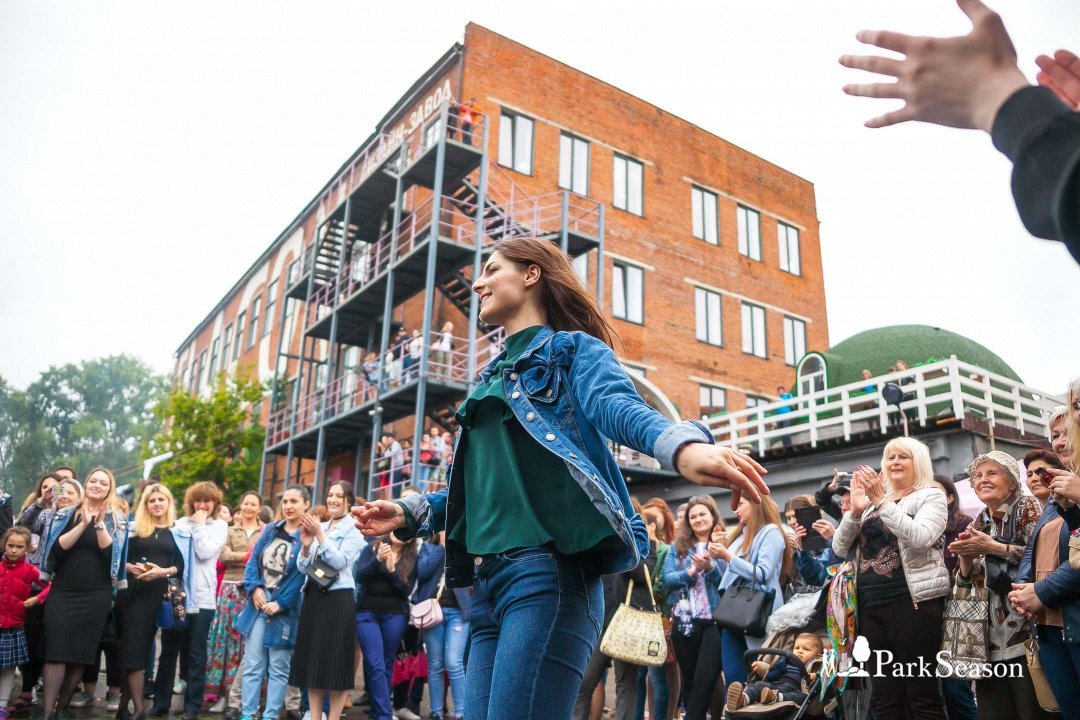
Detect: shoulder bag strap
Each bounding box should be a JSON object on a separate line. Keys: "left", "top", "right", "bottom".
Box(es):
{"left": 643, "top": 564, "right": 659, "bottom": 612}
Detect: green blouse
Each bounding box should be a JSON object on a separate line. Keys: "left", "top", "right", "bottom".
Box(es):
{"left": 448, "top": 325, "right": 614, "bottom": 556}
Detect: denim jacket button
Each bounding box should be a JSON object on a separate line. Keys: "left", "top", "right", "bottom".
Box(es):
{"left": 526, "top": 412, "right": 536, "bottom": 421}
{"left": 545, "top": 433, "right": 556, "bottom": 442}
{"left": 546, "top": 389, "right": 553, "bottom": 397}
{"left": 510, "top": 372, "right": 519, "bottom": 381}
{"left": 569, "top": 452, "right": 578, "bottom": 459}
{"left": 511, "top": 391, "right": 521, "bottom": 399}
{"left": 474, "top": 556, "right": 483, "bottom": 566}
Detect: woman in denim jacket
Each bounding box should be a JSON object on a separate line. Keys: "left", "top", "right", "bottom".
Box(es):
{"left": 354, "top": 238, "right": 769, "bottom": 720}
{"left": 38, "top": 467, "right": 129, "bottom": 720}
{"left": 291, "top": 482, "right": 365, "bottom": 720}
{"left": 235, "top": 487, "right": 310, "bottom": 720}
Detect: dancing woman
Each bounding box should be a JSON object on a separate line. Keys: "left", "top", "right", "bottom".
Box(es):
{"left": 354, "top": 237, "right": 768, "bottom": 720}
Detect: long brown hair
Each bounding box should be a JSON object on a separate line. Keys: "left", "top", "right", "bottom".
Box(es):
{"left": 729, "top": 496, "right": 795, "bottom": 585}
{"left": 491, "top": 238, "right": 619, "bottom": 349}
{"left": 642, "top": 497, "right": 675, "bottom": 544}
{"left": 673, "top": 495, "right": 725, "bottom": 558}
{"left": 377, "top": 536, "right": 419, "bottom": 585}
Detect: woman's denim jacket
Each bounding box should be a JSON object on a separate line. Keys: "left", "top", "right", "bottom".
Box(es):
{"left": 40, "top": 506, "right": 129, "bottom": 590}
{"left": 397, "top": 326, "right": 714, "bottom": 587}
{"left": 660, "top": 544, "right": 724, "bottom": 611}
{"left": 235, "top": 521, "right": 304, "bottom": 648}
{"left": 296, "top": 518, "right": 365, "bottom": 593}
{"left": 1018, "top": 501, "right": 1080, "bottom": 643}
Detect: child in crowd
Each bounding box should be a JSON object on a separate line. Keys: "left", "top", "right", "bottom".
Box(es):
{"left": 726, "top": 632, "right": 824, "bottom": 711}
{"left": 0, "top": 527, "right": 50, "bottom": 719}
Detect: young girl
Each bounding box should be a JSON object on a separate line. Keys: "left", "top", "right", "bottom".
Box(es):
{"left": 355, "top": 237, "right": 769, "bottom": 719}
{"left": 0, "top": 527, "right": 50, "bottom": 720}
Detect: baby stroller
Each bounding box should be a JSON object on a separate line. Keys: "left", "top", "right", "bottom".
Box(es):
{"left": 723, "top": 590, "right": 870, "bottom": 720}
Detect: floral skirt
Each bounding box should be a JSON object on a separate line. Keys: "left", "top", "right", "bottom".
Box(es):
{"left": 204, "top": 581, "right": 247, "bottom": 696}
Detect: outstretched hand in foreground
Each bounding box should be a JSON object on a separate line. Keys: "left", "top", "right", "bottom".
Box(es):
{"left": 674, "top": 443, "right": 769, "bottom": 511}
{"left": 1037, "top": 50, "right": 1080, "bottom": 109}
{"left": 353, "top": 500, "right": 406, "bottom": 537}
{"left": 839, "top": 0, "right": 1029, "bottom": 132}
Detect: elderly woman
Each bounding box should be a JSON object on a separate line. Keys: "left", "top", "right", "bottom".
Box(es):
{"left": 948, "top": 451, "right": 1051, "bottom": 720}
{"left": 1012, "top": 381, "right": 1080, "bottom": 720}
{"left": 832, "top": 436, "right": 949, "bottom": 720}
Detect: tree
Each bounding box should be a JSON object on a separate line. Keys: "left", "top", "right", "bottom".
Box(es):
{"left": 145, "top": 372, "right": 266, "bottom": 505}
{"left": 0, "top": 356, "right": 167, "bottom": 502}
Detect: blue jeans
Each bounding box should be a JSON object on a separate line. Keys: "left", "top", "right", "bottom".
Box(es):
{"left": 424, "top": 608, "right": 469, "bottom": 718}
{"left": 1037, "top": 626, "right": 1080, "bottom": 720}
{"left": 467, "top": 547, "right": 603, "bottom": 720}
{"left": 939, "top": 678, "right": 978, "bottom": 720}
{"left": 635, "top": 664, "right": 670, "bottom": 720}
{"left": 720, "top": 628, "right": 749, "bottom": 688}
{"left": 240, "top": 614, "right": 293, "bottom": 720}
{"left": 355, "top": 612, "right": 408, "bottom": 720}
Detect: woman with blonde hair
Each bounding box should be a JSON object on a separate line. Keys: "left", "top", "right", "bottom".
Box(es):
{"left": 117, "top": 484, "right": 186, "bottom": 720}
{"left": 712, "top": 496, "right": 793, "bottom": 698}
{"left": 832, "top": 437, "right": 949, "bottom": 719}
{"left": 39, "top": 467, "right": 130, "bottom": 720}
{"left": 1045, "top": 378, "right": 1080, "bottom": 502}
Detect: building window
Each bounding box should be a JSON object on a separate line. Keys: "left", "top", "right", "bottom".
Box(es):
{"left": 778, "top": 222, "right": 801, "bottom": 275}
{"left": 613, "top": 155, "right": 643, "bottom": 216}
{"left": 233, "top": 312, "right": 246, "bottom": 359}
{"left": 746, "top": 395, "right": 769, "bottom": 409}
{"left": 612, "top": 262, "right": 644, "bottom": 324}
{"left": 247, "top": 296, "right": 261, "bottom": 348}
{"left": 287, "top": 258, "right": 299, "bottom": 286}
{"left": 498, "top": 111, "right": 533, "bottom": 174}
{"left": 559, "top": 133, "right": 590, "bottom": 195}
{"left": 424, "top": 116, "right": 443, "bottom": 150}
{"left": 571, "top": 254, "right": 588, "bottom": 285}
{"left": 691, "top": 186, "right": 719, "bottom": 245}
{"left": 264, "top": 280, "right": 278, "bottom": 337}
{"left": 221, "top": 324, "right": 233, "bottom": 368}
{"left": 699, "top": 385, "right": 727, "bottom": 419}
{"left": 621, "top": 361, "right": 647, "bottom": 379}
{"left": 783, "top": 316, "right": 807, "bottom": 367}
{"left": 737, "top": 205, "right": 761, "bottom": 261}
{"left": 195, "top": 350, "right": 208, "bottom": 393}
{"left": 180, "top": 365, "right": 189, "bottom": 392}
{"left": 741, "top": 302, "right": 766, "bottom": 358}
{"left": 694, "top": 288, "right": 723, "bottom": 346}
{"left": 208, "top": 338, "right": 220, "bottom": 379}
{"left": 284, "top": 297, "right": 294, "bottom": 319}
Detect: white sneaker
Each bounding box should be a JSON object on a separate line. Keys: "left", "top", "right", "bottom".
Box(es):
{"left": 301, "top": 712, "right": 310, "bottom": 720}
{"left": 209, "top": 697, "right": 228, "bottom": 713}
{"left": 174, "top": 679, "right": 186, "bottom": 696}
{"left": 393, "top": 709, "right": 421, "bottom": 720}
{"left": 106, "top": 691, "right": 121, "bottom": 712}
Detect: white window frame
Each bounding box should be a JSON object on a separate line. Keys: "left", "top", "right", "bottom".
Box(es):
{"left": 196, "top": 350, "right": 208, "bottom": 393}
{"left": 691, "top": 186, "right": 719, "bottom": 245}
{"left": 694, "top": 287, "right": 723, "bottom": 346}
{"left": 746, "top": 395, "right": 770, "bottom": 409}
{"left": 783, "top": 316, "right": 807, "bottom": 367}
{"left": 233, "top": 312, "right": 246, "bottom": 359}
{"left": 498, "top": 111, "right": 534, "bottom": 175}
{"left": 247, "top": 296, "right": 261, "bottom": 348}
{"left": 737, "top": 205, "right": 762, "bottom": 261}
{"left": 699, "top": 385, "right": 727, "bottom": 419}
{"left": 612, "top": 262, "right": 644, "bottom": 324}
{"left": 613, "top": 154, "right": 644, "bottom": 216}
{"left": 741, "top": 302, "right": 767, "bottom": 358}
{"left": 559, "top": 133, "right": 590, "bottom": 195}
{"left": 208, "top": 338, "right": 220, "bottom": 379}
{"left": 264, "top": 279, "right": 278, "bottom": 338}
{"left": 571, "top": 254, "right": 588, "bottom": 285}
{"left": 221, "top": 324, "right": 233, "bottom": 368}
{"left": 778, "top": 222, "right": 801, "bottom": 275}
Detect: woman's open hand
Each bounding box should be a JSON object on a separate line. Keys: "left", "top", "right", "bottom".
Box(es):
{"left": 352, "top": 501, "right": 406, "bottom": 537}
{"left": 674, "top": 443, "right": 768, "bottom": 511}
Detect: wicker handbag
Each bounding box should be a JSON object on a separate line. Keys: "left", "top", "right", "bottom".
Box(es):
{"left": 1026, "top": 635, "right": 1060, "bottom": 712}
{"left": 600, "top": 566, "right": 667, "bottom": 667}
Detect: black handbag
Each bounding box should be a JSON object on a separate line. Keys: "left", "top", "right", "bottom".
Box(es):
{"left": 712, "top": 567, "right": 775, "bottom": 637}
{"left": 304, "top": 554, "right": 339, "bottom": 590}
{"left": 985, "top": 542, "right": 1014, "bottom": 594}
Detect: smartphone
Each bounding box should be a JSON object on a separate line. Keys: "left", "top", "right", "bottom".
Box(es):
{"left": 794, "top": 505, "right": 827, "bottom": 553}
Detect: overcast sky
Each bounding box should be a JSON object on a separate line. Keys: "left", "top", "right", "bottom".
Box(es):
{"left": 2, "top": 0, "right": 1077, "bottom": 397}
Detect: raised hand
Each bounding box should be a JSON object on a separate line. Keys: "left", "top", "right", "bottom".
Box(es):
{"left": 1037, "top": 49, "right": 1080, "bottom": 109}
{"left": 850, "top": 475, "right": 871, "bottom": 518}
{"left": 839, "top": 0, "right": 1029, "bottom": 132}
{"left": 854, "top": 465, "right": 886, "bottom": 505}
{"left": 352, "top": 501, "right": 406, "bottom": 537}
{"left": 674, "top": 443, "right": 769, "bottom": 511}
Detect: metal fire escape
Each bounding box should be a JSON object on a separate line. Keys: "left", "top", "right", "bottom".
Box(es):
{"left": 258, "top": 100, "right": 605, "bottom": 501}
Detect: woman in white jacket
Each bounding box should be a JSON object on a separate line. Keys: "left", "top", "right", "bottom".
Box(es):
{"left": 832, "top": 436, "right": 949, "bottom": 720}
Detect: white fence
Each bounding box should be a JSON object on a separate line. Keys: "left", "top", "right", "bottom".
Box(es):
{"left": 704, "top": 356, "right": 1064, "bottom": 455}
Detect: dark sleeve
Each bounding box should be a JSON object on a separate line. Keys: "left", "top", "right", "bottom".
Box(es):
{"left": 0, "top": 498, "right": 13, "bottom": 535}
{"left": 814, "top": 483, "right": 843, "bottom": 521}
{"left": 1057, "top": 503, "right": 1080, "bottom": 533}
{"left": 172, "top": 537, "right": 185, "bottom": 577}
{"left": 991, "top": 86, "right": 1080, "bottom": 262}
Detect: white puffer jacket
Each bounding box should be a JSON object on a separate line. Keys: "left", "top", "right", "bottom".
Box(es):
{"left": 832, "top": 486, "right": 950, "bottom": 604}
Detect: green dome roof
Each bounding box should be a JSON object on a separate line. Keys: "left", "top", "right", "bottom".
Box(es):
{"left": 812, "top": 325, "right": 1023, "bottom": 387}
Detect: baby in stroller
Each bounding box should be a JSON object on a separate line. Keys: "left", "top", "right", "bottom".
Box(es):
{"left": 726, "top": 633, "right": 824, "bottom": 712}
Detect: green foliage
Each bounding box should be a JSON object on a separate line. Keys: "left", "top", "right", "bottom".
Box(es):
{"left": 144, "top": 372, "right": 266, "bottom": 506}
{"left": 0, "top": 356, "right": 167, "bottom": 503}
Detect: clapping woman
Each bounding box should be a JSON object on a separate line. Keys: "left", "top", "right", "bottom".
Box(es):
{"left": 39, "top": 468, "right": 129, "bottom": 720}
{"left": 291, "top": 482, "right": 364, "bottom": 720}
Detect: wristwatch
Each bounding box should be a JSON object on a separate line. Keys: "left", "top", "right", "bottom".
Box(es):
{"left": 94, "top": 523, "right": 106, "bottom": 530}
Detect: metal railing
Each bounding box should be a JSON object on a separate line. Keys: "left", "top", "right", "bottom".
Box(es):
{"left": 703, "top": 356, "right": 1064, "bottom": 455}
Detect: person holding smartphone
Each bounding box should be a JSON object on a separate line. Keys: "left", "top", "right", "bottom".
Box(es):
{"left": 660, "top": 496, "right": 727, "bottom": 720}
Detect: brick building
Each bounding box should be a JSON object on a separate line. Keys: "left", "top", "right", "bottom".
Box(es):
{"left": 172, "top": 23, "right": 829, "bottom": 500}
